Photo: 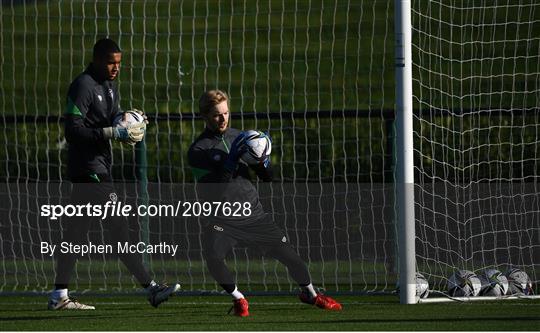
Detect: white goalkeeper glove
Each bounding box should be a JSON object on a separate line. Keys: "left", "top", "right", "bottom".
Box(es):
{"left": 103, "top": 122, "right": 146, "bottom": 145}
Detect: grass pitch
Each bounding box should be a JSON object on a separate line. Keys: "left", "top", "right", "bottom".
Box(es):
{"left": 0, "top": 295, "right": 539, "bottom": 331}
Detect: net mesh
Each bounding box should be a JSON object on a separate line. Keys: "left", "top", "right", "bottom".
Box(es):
{"left": 412, "top": 0, "right": 540, "bottom": 294}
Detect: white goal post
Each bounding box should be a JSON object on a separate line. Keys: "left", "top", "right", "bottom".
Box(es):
{"left": 394, "top": 0, "right": 416, "bottom": 305}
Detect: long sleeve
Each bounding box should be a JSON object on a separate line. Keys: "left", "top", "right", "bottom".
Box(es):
{"left": 63, "top": 81, "right": 107, "bottom": 145}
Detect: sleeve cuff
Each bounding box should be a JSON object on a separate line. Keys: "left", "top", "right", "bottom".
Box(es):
{"left": 103, "top": 127, "right": 114, "bottom": 140}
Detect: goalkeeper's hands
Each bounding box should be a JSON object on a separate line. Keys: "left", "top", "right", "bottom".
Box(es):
{"left": 103, "top": 122, "right": 146, "bottom": 145}
{"left": 260, "top": 132, "right": 271, "bottom": 168}
{"left": 224, "top": 132, "right": 248, "bottom": 172}
{"left": 115, "top": 123, "right": 145, "bottom": 145}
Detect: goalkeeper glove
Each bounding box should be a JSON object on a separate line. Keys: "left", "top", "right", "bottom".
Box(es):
{"left": 260, "top": 132, "right": 271, "bottom": 168}
{"left": 224, "top": 132, "right": 248, "bottom": 172}
{"left": 103, "top": 122, "right": 146, "bottom": 145}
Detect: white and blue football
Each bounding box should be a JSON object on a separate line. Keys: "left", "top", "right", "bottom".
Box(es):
{"left": 113, "top": 110, "right": 144, "bottom": 128}
{"left": 241, "top": 130, "right": 272, "bottom": 165}
{"left": 479, "top": 268, "right": 509, "bottom": 296}
{"left": 416, "top": 273, "right": 430, "bottom": 299}
{"left": 505, "top": 268, "right": 534, "bottom": 295}
{"left": 448, "top": 270, "right": 481, "bottom": 297}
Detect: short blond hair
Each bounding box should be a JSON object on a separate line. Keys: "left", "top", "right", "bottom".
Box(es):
{"left": 199, "top": 89, "right": 229, "bottom": 116}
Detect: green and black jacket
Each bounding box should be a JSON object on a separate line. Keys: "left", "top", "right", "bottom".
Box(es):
{"left": 64, "top": 65, "right": 121, "bottom": 179}
{"left": 188, "top": 127, "right": 272, "bottom": 225}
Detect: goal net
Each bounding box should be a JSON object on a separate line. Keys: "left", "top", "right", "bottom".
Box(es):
{"left": 411, "top": 0, "right": 540, "bottom": 299}
{"left": 0, "top": 1, "right": 395, "bottom": 294}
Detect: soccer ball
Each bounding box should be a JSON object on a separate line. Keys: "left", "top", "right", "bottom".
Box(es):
{"left": 447, "top": 270, "right": 481, "bottom": 297}
{"left": 113, "top": 110, "right": 144, "bottom": 128}
{"left": 240, "top": 130, "right": 272, "bottom": 165}
{"left": 416, "top": 273, "right": 430, "bottom": 299}
{"left": 478, "top": 268, "right": 509, "bottom": 296}
{"left": 395, "top": 273, "right": 429, "bottom": 299}
{"left": 505, "top": 268, "right": 534, "bottom": 295}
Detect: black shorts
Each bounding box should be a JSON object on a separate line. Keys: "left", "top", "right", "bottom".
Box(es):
{"left": 61, "top": 173, "right": 133, "bottom": 248}
{"left": 202, "top": 215, "right": 289, "bottom": 260}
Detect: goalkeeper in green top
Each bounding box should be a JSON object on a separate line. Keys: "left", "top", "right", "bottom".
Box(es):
{"left": 48, "top": 38, "right": 179, "bottom": 310}
{"left": 188, "top": 89, "right": 342, "bottom": 317}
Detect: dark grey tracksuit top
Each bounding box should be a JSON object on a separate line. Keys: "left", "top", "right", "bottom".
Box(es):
{"left": 64, "top": 65, "right": 121, "bottom": 179}
{"left": 188, "top": 127, "right": 272, "bottom": 225}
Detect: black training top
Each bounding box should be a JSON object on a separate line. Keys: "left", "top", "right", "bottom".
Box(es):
{"left": 64, "top": 64, "right": 121, "bottom": 179}
{"left": 188, "top": 127, "right": 272, "bottom": 225}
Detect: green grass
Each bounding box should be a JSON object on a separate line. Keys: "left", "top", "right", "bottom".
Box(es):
{"left": 0, "top": 295, "right": 539, "bottom": 331}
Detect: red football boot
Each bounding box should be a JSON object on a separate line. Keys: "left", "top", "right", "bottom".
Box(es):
{"left": 299, "top": 292, "right": 342, "bottom": 311}
{"left": 229, "top": 298, "right": 249, "bottom": 317}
